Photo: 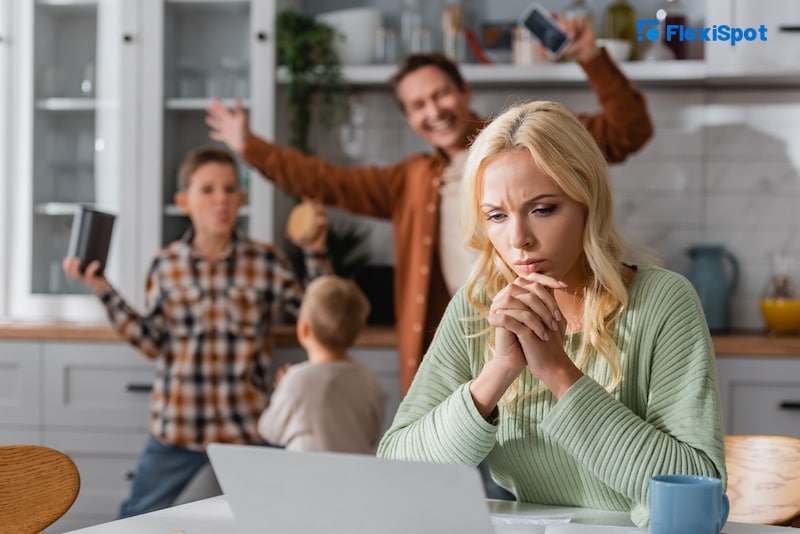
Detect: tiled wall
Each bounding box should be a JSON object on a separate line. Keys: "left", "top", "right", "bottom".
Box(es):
{"left": 277, "top": 84, "right": 800, "bottom": 330}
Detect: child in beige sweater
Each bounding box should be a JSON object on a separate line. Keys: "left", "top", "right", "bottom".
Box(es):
{"left": 258, "top": 275, "right": 385, "bottom": 453}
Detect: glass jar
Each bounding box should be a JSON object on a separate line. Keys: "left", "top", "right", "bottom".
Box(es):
{"left": 760, "top": 253, "right": 800, "bottom": 334}
{"left": 565, "top": 0, "right": 595, "bottom": 29}
{"left": 602, "top": 0, "right": 637, "bottom": 60}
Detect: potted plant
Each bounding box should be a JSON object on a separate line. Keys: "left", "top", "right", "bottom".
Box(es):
{"left": 276, "top": 8, "right": 346, "bottom": 154}
{"left": 276, "top": 8, "right": 371, "bottom": 279}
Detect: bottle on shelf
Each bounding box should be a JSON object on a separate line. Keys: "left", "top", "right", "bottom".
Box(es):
{"left": 400, "top": 0, "right": 422, "bottom": 56}
{"left": 602, "top": 0, "right": 637, "bottom": 60}
{"left": 564, "top": 0, "right": 595, "bottom": 30}
{"left": 442, "top": 3, "right": 465, "bottom": 62}
{"left": 656, "top": 0, "right": 688, "bottom": 60}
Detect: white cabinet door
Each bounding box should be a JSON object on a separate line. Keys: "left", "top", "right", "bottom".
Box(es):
{"left": 706, "top": 0, "right": 800, "bottom": 76}
{"left": 0, "top": 2, "right": 9, "bottom": 317}
{"left": 0, "top": 341, "right": 41, "bottom": 428}
{"left": 7, "top": 0, "right": 141, "bottom": 320}
{"left": 138, "top": 0, "right": 278, "bottom": 264}
{"left": 42, "top": 341, "right": 154, "bottom": 430}
{"left": 716, "top": 357, "right": 800, "bottom": 436}
{"left": 43, "top": 429, "right": 149, "bottom": 533}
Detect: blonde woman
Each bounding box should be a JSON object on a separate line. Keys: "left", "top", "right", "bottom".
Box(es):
{"left": 377, "top": 101, "right": 725, "bottom": 527}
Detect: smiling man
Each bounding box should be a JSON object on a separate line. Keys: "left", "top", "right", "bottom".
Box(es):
{"left": 205, "top": 17, "right": 653, "bottom": 394}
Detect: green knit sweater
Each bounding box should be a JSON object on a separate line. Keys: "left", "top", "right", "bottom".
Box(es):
{"left": 377, "top": 265, "right": 726, "bottom": 527}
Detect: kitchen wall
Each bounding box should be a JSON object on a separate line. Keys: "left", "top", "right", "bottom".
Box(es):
{"left": 277, "top": 82, "right": 800, "bottom": 331}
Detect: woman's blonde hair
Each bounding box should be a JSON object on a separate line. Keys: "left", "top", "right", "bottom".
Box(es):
{"left": 460, "top": 100, "right": 629, "bottom": 395}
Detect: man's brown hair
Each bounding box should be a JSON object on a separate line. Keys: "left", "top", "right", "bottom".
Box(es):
{"left": 301, "top": 275, "right": 371, "bottom": 351}
{"left": 177, "top": 145, "right": 238, "bottom": 191}
{"left": 389, "top": 52, "right": 467, "bottom": 112}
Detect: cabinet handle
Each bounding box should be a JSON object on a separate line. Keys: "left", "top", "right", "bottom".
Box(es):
{"left": 123, "top": 33, "right": 133, "bottom": 43}
{"left": 256, "top": 31, "right": 268, "bottom": 42}
{"left": 778, "top": 26, "right": 800, "bottom": 33}
{"left": 125, "top": 383, "right": 152, "bottom": 393}
{"left": 778, "top": 401, "right": 800, "bottom": 410}
{"left": 124, "top": 470, "right": 135, "bottom": 481}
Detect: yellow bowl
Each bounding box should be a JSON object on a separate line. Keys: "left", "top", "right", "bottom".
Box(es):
{"left": 760, "top": 298, "right": 800, "bottom": 333}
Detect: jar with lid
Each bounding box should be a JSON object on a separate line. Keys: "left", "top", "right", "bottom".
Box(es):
{"left": 400, "top": 0, "right": 422, "bottom": 56}
{"left": 760, "top": 252, "right": 800, "bottom": 334}
{"left": 564, "top": 0, "right": 594, "bottom": 29}
{"left": 656, "top": 0, "right": 688, "bottom": 59}
{"left": 602, "top": 0, "right": 637, "bottom": 60}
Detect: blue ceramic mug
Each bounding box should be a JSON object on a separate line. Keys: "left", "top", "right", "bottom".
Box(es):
{"left": 649, "top": 474, "right": 729, "bottom": 534}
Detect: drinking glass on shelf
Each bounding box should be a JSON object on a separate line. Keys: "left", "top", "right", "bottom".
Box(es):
{"left": 177, "top": 59, "right": 205, "bottom": 98}
{"left": 373, "top": 27, "right": 399, "bottom": 64}
{"left": 80, "top": 61, "right": 95, "bottom": 97}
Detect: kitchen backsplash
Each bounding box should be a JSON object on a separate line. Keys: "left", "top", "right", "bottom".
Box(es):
{"left": 277, "top": 85, "right": 800, "bottom": 331}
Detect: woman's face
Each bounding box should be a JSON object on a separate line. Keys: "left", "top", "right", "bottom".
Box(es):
{"left": 480, "top": 150, "right": 588, "bottom": 286}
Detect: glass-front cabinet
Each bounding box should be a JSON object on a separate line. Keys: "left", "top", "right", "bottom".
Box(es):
{"left": 0, "top": 1, "right": 10, "bottom": 316}
{"left": 6, "top": 0, "right": 139, "bottom": 320}
{"left": 3, "top": 0, "right": 276, "bottom": 321}
{"left": 138, "top": 0, "right": 275, "bottom": 282}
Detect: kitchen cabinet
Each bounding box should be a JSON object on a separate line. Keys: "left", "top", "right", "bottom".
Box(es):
{"left": 0, "top": 341, "right": 156, "bottom": 532}
{"left": 3, "top": 0, "right": 278, "bottom": 320}
{"left": 0, "top": 2, "right": 9, "bottom": 315}
{"left": 706, "top": 0, "right": 800, "bottom": 78}
{"left": 5, "top": 0, "right": 140, "bottom": 321}
{"left": 716, "top": 356, "right": 800, "bottom": 437}
{"left": 137, "top": 0, "right": 276, "bottom": 255}
{"left": 0, "top": 343, "right": 41, "bottom": 431}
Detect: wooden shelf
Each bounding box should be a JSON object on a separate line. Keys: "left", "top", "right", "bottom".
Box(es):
{"left": 35, "top": 98, "right": 96, "bottom": 111}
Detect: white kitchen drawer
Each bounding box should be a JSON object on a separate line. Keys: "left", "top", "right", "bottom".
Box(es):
{"left": 43, "top": 429, "right": 148, "bottom": 533}
{"left": 716, "top": 357, "right": 800, "bottom": 436}
{"left": 0, "top": 341, "right": 41, "bottom": 427}
{"left": 43, "top": 341, "right": 155, "bottom": 429}
{"left": 707, "top": 0, "right": 800, "bottom": 76}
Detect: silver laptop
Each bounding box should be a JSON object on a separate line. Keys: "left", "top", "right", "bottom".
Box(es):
{"left": 207, "top": 443, "right": 495, "bottom": 534}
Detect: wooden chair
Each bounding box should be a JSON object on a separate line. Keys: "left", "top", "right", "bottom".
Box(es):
{"left": 0, "top": 444, "right": 81, "bottom": 534}
{"left": 725, "top": 435, "right": 800, "bottom": 527}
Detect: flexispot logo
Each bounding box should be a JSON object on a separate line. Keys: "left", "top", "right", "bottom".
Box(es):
{"left": 637, "top": 19, "right": 768, "bottom": 46}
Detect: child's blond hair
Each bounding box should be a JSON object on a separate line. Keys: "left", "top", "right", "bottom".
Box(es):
{"left": 301, "top": 275, "right": 370, "bottom": 351}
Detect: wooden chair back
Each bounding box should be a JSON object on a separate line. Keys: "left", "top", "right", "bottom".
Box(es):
{"left": 725, "top": 434, "right": 800, "bottom": 527}
{"left": 0, "top": 444, "right": 81, "bottom": 533}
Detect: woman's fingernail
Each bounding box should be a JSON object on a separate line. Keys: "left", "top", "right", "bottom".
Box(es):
{"left": 551, "top": 320, "right": 558, "bottom": 330}
{"left": 554, "top": 309, "right": 563, "bottom": 321}
{"left": 558, "top": 281, "right": 568, "bottom": 287}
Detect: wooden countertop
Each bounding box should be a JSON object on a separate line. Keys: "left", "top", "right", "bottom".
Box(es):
{"left": 0, "top": 321, "right": 397, "bottom": 347}
{"left": 0, "top": 322, "right": 798, "bottom": 355}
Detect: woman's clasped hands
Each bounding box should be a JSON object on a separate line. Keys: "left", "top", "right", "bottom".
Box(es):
{"left": 486, "top": 272, "right": 583, "bottom": 400}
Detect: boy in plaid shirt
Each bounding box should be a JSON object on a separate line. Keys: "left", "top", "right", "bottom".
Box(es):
{"left": 64, "top": 146, "right": 332, "bottom": 518}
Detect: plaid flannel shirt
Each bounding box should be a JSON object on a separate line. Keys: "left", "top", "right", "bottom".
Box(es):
{"left": 100, "top": 230, "right": 331, "bottom": 450}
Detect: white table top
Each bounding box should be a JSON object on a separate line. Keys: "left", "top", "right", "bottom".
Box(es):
{"left": 63, "top": 495, "right": 793, "bottom": 534}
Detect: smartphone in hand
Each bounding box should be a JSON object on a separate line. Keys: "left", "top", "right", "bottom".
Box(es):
{"left": 519, "top": 2, "right": 571, "bottom": 59}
